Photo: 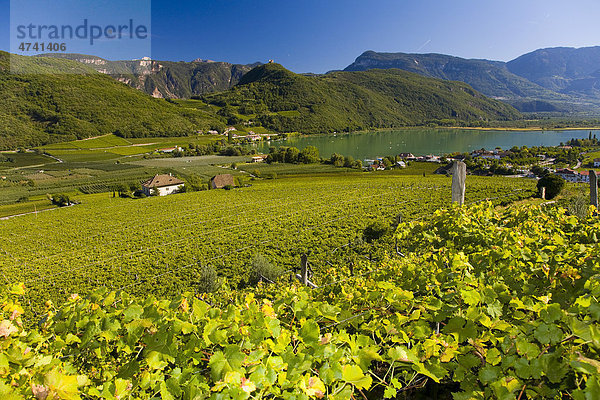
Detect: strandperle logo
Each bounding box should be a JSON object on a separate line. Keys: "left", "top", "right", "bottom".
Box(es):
{"left": 10, "top": 0, "right": 152, "bottom": 74}
{"left": 15, "top": 19, "right": 149, "bottom": 45}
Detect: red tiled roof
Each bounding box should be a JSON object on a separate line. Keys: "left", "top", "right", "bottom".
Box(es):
{"left": 142, "top": 174, "right": 184, "bottom": 188}
{"left": 211, "top": 174, "right": 235, "bottom": 189}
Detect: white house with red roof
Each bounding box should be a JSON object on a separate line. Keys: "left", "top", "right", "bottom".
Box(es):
{"left": 142, "top": 174, "right": 185, "bottom": 196}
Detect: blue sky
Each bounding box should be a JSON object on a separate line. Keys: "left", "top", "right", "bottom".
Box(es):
{"left": 1, "top": 0, "right": 600, "bottom": 73}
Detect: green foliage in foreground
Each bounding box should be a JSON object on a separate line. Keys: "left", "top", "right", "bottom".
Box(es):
{"left": 1, "top": 202, "right": 599, "bottom": 399}
{"left": 0, "top": 52, "right": 223, "bottom": 150}
{"left": 203, "top": 63, "right": 521, "bottom": 134}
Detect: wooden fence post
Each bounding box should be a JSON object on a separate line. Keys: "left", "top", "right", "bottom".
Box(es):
{"left": 451, "top": 161, "right": 466, "bottom": 205}
{"left": 301, "top": 254, "right": 308, "bottom": 286}
{"left": 590, "top": 170, "right": 598, "bottom": 208}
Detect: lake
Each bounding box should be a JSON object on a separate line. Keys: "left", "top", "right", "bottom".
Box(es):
{"left": 251, "top": 128, "right": 598, "bottom": 160}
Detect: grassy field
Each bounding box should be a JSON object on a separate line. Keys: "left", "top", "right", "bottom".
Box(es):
{"left": 0, "top": 152, "right": 58, "bottom": 169}
{"left": 583, "top": 149, "right": 600, "bottom": 166}
{"left": 0, "top": 161, "right": 158, "bottom": 204}
{"left": 238, "top": 162, "right": 354, "bottom": 176}
{"left": 0, "top": 198, "right": 58, "bottom": 219}
{"left": 43, "top": 149, "right": 122, "bottom": 162}
{"left": 0, "top": 154, "right": 251, "bottom": 205}
{"left": 0, "top": 172, "right": 536, "bottom": 317}
{"left": 40, "top": 134, "right": 132, "bottom": 150}
{"left": 38, "top": 134, "right": 224, "bottom": 162}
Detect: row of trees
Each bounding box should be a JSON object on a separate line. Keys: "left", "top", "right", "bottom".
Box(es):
{"left": 266, "top": 146, "right": 320, "bottom": 164}
{"left": 327, "top": 153, "right": 364, "bottom": 169}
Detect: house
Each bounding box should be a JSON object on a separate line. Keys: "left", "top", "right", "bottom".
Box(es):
{"left": 252, "top": 154, "right": 267, "bottom": 163}
{"left": 425, "top": 155, "right": 441, "bottom": 163}
{"left": 578, "top": 170, "right": 599, "bottom": 183}
{"left": 398, "top": 153, "right": 414, "bottom": 159}
{"left": 594, "top": 158, "right": 600, "bottom": 167}
{"left": 555, "top": 168, "right": 579, "bottom": 182}
{"left": 477, "top": 151, "right": 501, "bottom": 160}
{"left": 367, "top": 164, "right": 385, "bottom": 171}
{"left": 554, "top": 168, "right": 591, "bottom": 183}
{"left": 368, "top": 164, "right": 385, "bottom": 171}
{"left": 578, "top": 170, "right": 591, "bottom": 183}
{"left": 211, "top": 174, "right": 235, "bottom": 189}
{"left": 158, "top": 146, "right": 183, "bottom": 153}
{"left": 142, "top": 174, "right": 185, "bottom": 196}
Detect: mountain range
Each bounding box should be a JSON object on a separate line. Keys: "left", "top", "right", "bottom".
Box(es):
{"left": 39, "top": 53, "right": 260, "bottom": 99}
{"left": 6, "top": 46, "right": 600, "bottom": 150}
{"left": 0, "top": 52, "right": 518, "bottom": 149}
{"left": 39, "top": 46, "right": 600, "bottom": 114}
{"left": 345, "top": 47, "right": 600, "bottom": 112}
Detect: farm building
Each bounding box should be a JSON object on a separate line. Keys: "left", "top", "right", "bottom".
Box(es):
{"left": 553, "top": 168, "right": 598, "bottom": 183}
{"left": 158, "top": 146, "right": 183, "bottom": 153}
{"left": 142, "top": 174, "right": 185, "bottom": 196}
{"left": 211, "top": 174, "right": 235, "bottom": 189}
{"left": 252, "top": 155, "right": 268, "bottom": 163}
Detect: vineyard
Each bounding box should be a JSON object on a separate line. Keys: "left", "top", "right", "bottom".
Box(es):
{"left": 1, "top": 199, "right": 599, "bottom": 399}
{"left": 0, "top": 174, "right": 535, "bottom": 319}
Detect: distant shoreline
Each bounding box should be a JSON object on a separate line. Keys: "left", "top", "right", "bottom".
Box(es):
{"left": 351, "top": 126, "right": 600, "bottom": 135}
{"left": 447, "top": 126, "right": 600, "bottom": 132}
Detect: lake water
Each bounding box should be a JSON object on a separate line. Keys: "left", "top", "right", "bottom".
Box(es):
{"left": 252, "top": 128, "right": 598, "bottom": 160}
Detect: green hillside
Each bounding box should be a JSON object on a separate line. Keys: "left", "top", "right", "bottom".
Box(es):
{"left": 0, "top": 52, "right": 223, "bottom": 150}
{"left": 204, "top": 63, "right": 522, "bottom": 133}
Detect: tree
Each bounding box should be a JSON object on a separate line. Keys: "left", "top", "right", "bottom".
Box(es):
{"left": 299, "top": 146, "right": 319, "bottom": 164}
{"left": 531, "top": 165, "right": 549, "bottom": 178}
{"left": 284, "top": 147, "right": 300, "bottom": 163}
{"left": 115, "top": 183, "right": 130, "bottom": 197}
{"left": 50, "top": 193, "right": 70, "bottom": 207}
{"left": 344, "top": 155, "right": 354, "bottom": 168}
{"left": 330, "top": 153, "right": 344, "bottom": 167}
{"left": 537, "top": 174, "right": 565, "bottom": 200}
{"left": 129, "top": 182, "right": 141, "bottom": 192}
{"left": 249, "top": 254, "right": 282, "bottom": 285}
{"left": 363, "top": 220, "right": 390, "bottom": 243}
{"left": 196, "top": 264, "right": 221, "bottom": 293}
{"left": 184, "top": 174, "right": 209, "bottom": 192}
